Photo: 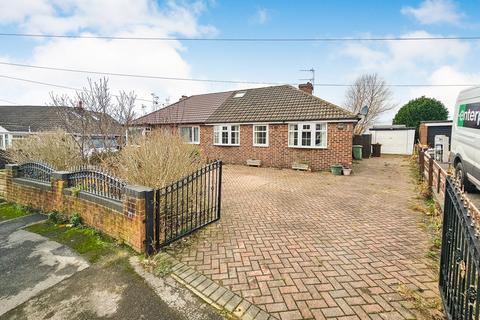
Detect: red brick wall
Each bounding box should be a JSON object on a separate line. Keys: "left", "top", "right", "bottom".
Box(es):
{"left": 155, "top": 122, "right": 353, "bottom": 171}
{"left": 5, "top": 170, "right": 146, "bottom": 252}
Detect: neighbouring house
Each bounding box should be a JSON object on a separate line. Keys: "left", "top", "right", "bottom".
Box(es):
{"left": 419, "top": 120, "right": 452, "bottom": 148}
{"left": 0, "top": 105, "right": 122, "bottom": 155}
{"left": 133, "top": 83, "right": 358, "bottom": 171}
{"left": 369, "top": 124, "right": 416, "bottom": 155}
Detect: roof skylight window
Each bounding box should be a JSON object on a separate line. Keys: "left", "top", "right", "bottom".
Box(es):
{"left": 233, "top": 92, "right": 246, "bottom": 98}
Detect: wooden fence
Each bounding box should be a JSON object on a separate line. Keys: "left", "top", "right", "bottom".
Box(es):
{"left": 417, "top": 145, "right": 480, "bottom": 217}
{"left": 418, "top": 146, "right": 449, "bottom": 205}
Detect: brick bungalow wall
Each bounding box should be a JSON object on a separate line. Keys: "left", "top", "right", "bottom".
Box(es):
{"left": 4, "top": 165, "right": 150, "bottom": 252}
{"left": 156, "top": 122, "right": 353, "bottom": 171}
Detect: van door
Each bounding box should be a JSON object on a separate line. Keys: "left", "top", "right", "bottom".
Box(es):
{"left": 456, "top": 102, "right": 480, "bottom": 185}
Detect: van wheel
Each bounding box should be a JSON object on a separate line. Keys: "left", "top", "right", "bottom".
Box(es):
{"left": 455, "top": 162, "right": 477, "bottom": 193}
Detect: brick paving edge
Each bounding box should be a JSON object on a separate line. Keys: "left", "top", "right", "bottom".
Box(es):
{"left": 165, "top": 253, "right": 278, "bottom": 320}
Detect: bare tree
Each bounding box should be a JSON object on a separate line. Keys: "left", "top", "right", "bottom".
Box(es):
{"left": 344, "top": 74, "right": 396, "bottom": 134}
{"left": 115, "top": 90, "right": 137, "bottom": 126}
{"left": 50, "top": 77, "right": 136, "bottom": 163}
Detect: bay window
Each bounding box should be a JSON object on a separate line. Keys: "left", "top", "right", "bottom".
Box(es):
{"left": 213, "top": 124, "right": 240, "bottom": 146}
{"left": 288, "top": 122, "right": 327, "bottom": 148}
{"left": 253, "top": 124, "right": 268, "bottom": 147}
{"left": 179, "top": 126, "right": 200, "bottom": 144}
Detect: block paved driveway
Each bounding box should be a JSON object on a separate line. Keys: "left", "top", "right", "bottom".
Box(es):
{"left": 171, "top": 156, "right": 439, "bottom": 320}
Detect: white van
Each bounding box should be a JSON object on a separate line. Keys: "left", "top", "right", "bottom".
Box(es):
{"left": 451, "top": 86, "right": 480, "bottom": 192}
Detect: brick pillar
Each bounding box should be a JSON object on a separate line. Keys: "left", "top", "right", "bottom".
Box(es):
{"left": 51, "top": 171, "right": 70, "bottom": 211}
{"left": 4, "top": 164, "right": 19, "bottom": 202}
{"left": 124, "top": 185, "right": 154, "bottom": 254}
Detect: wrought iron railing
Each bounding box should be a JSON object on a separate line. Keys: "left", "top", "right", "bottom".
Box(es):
{"left": 68, "top": 165, "right": 126, "bottom": 201}
{"left": 439, "top": 177, "right": 480, "bottom": 319}
{"left": 19, "top": 162, "right": 55, "bottom": 183}
{"left": 146, "top": 160, "right": 222, "bottom": 253}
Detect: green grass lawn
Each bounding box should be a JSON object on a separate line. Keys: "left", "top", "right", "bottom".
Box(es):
{"left": 26, "top": 222, "right": 118, "bottom": 263}
{"left": 0, "top": 202, "right": 35, "bottom": 221}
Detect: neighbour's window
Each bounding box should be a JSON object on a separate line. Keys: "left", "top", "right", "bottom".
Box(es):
{"left": 253, "top": 125, "right": 268, "bottom": 147}
{"left": 179, "top": 126, "right": 200, "bottom": 144}
{"left": 213, "top": 125, "right": 240, "bottom": 146}
{"left": 288, "top": 122, "right": 327, "bottom": 148}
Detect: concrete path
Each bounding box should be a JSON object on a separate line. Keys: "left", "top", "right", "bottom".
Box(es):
{"left": 0, "top": 215, "right": 221, "bottom": 319}
{"left": 0, "top": 214, "right": 89, "bottom": 316}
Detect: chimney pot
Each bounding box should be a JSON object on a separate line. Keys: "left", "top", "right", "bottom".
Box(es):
{"left": 298, "top": 82, "right": 313, "bottom": 95}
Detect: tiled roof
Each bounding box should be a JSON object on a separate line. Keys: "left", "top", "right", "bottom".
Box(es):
{"left": 0, "top": 105, "right": 121, "bottom": 134}
{"left": 207, "top": 85, "right": 356, "bottom": 123}
{"left": 132, "top": 91, "right": 233, "bottom": 125}
{"left": 133, "top": 85, "right": 357, "bottom": 125}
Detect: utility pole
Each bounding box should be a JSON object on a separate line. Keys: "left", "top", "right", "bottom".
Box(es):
{"left": 300, "top": 68, "right": 315, "bottom": 93}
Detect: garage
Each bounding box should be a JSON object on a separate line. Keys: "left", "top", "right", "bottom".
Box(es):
{"left": 369, "top": 125, "right": 416, "bottom": 155}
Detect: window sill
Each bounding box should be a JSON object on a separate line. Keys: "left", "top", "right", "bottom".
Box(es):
{"left": 253, "top": 144, "right": 269, "bottom": 148}
{"left": 288, "top": 145, "right": 328, "bottom": 149}
{"left": 186, "top": 142, "right": 200, "bottom": 145}
{"left": 213, "top": 144, "right": 240, "bottom": 147}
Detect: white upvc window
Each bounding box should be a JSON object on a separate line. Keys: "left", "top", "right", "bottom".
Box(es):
{"left": 213, "top": 124, "right": 240, "bottom": 146}
{"left": 288, "top": 122, "right": 327, "bottom": 148}
{"left": 179, "top": 126, "right": 200, "bottom": 144}
{"left": 253, "top": 124, "right": 269, "bottom": 147}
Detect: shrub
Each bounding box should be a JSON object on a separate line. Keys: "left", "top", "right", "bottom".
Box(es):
{"left": 7, "top": 129, "right": 83, "bottom": 170}
{"left": 69, "top": 213, "right": 82, "bottom": 227}
{"left": 48, "top": 211, "right": 67, "bottom": 224}
{"left": 107, "top": 129, "right": 206, "bottom": 189}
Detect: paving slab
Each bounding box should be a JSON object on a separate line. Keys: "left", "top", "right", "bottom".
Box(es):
{"left": 169, "top": 156, "right": 441, "bottom": 319}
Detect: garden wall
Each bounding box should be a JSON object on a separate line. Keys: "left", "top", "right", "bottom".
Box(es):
{"left": 4, "top": 164, "right": 152, "bottom": 252}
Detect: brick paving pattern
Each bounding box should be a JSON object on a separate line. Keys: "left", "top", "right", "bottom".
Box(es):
{"left": 171, "top": 156, "right": 439, "bottom": 319}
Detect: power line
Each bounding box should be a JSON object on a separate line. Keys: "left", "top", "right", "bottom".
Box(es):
{"left": 0, "top": 61, "right": 282, "bottom": 85}
{"left": 0, "top": 74, "right": 153, "bottom": 102}
{"left": 1, "top": 32, "right": 480, "bottom": 42}
{"left": 0, "top": 61, "right": 479, "bottom": 87}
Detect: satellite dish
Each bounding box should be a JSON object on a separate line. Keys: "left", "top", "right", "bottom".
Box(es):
{"left": 359, "top": 105, "right": 369, "bottom": 116}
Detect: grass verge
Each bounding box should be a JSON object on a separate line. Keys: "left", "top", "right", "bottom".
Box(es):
{"left": 403, "top": 155, "right": 444, "bottom": 319}
{"left": 0, "top": 202, "right": 36, "bottom": 221}
{"left": 26, "top": 220, "right": 117, "bottom": 263}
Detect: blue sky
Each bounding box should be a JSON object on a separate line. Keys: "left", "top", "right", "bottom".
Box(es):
{"left": 0, "top": 0, "right": 479, "bottom": 122}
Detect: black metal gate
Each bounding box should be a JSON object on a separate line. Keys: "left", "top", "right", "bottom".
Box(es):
{"left": 439, "top": 176, "right": 480, "bottom": 319}
{"left": 145, "top": 160, "right": 222, "bottom": 254}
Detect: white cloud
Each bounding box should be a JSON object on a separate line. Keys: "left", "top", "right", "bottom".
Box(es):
{"left": 0, "top": 0, "right": 217, "bottom": 113}
{"left": 342, "top": 31, "right": 470, "bottom": 74}
{"left": 408, "top": 66, "right": 480, "bottom": 117}
{"left": 401, "top": 0, "right": 463, "bottom": 25}
{"left": 339, "top": 30, "right": 475, "bottom": 122}
{"left": 250, "top": 8, "right": 269, "bottom": 25}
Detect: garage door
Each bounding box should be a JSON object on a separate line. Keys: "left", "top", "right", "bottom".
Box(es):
{"left": 371, "top": 130, "right": 415, "bottom": 155}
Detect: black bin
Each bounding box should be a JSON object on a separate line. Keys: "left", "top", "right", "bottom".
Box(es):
{"left": 372, "top": 143, "right": 382, "bottom": 157}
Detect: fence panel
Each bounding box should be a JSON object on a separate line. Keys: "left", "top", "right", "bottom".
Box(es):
{"left": 439, "top": 177, "right": 480, "bottom": 320}
{"left": 19, "top": 162, "right": 55, "bottom": 183}
{"left": 67, "top": 165, "right": 126, "bottom": 201}
{"left": 147, "top": 160, "right": 222, "bottom": 253}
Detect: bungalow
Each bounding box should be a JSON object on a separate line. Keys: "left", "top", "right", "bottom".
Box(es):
{"left": 0, "top": 105, "right": 121, "bottom": 152}
{"left": 133, "top": 83, "right": 358, "bottom": 171}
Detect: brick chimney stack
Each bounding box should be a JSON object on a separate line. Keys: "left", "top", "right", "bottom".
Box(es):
{"left": 298, "top": 82, "right": 313, "bottom": 95}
